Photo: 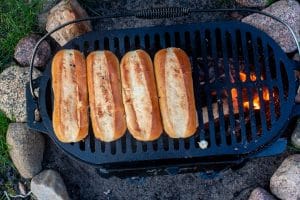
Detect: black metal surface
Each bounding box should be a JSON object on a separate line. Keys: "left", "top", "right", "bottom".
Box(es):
{"left": 26, "top": 21, "right": 300, "bottom": 177}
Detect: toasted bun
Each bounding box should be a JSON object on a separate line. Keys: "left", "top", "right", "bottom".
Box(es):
{"left": 154, "top": 48, "right": 198, "bottom": 138}
{"left": 87, "top": 51, "right": 126, "bottom": 142}
{"left": 52, "top": 49, "right": 89, "bottom": 143}
{"left": 120, "top": 50, "right": 162, "bottom": 141}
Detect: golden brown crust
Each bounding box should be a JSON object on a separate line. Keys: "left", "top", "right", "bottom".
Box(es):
{"left": 52, "top": 49, "right": 89, "bottom": 143}
{"left": 87, "top": 51, "right": 126, "bottom": 142}
{"left": 154, "top": 48, "right": 198, "bottom": 138}
{"left": 120, "top": 50, "right": 162, "bottom": 141}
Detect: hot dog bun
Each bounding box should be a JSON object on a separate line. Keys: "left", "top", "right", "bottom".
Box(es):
{"left": 120, "top": 50, "right": 162, "bottom": 141}
{"left": 154, "top": 47, "right": 198, "bottom": 138}
{"left": 52, "top": 49, "right": 89, "bottom": 143}
{"left": 87, "top": 51, "right": 126, "bottom": 142}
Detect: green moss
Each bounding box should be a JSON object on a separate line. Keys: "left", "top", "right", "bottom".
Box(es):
{"left": 0, "top": 0, "right": 44, "bottom": 72}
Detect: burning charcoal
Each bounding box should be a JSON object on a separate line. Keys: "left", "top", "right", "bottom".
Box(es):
{"left": 208, "top": 67, "right": 215, "bottom": 83}
{"left": 196, "top": 57, "right": 247, "bottom": 85}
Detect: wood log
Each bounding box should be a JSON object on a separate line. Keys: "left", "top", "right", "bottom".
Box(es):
{"left": 201, "top": 98, "right": 240, "bottom": 124}
{"left": 46, "top": 0, "right": 92, "bottom": 46}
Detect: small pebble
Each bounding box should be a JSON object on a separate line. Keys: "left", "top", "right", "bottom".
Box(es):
{"left": 230, "top": 11, "right": 243, "bottom": 20}
{"left": 103, "top": 189, "right": 111, "bottom": 195}
{"left": 198, "top": 140, "right": 208, "bottom": 149}
{"left": 18, "top": 182, "right": 26, "bottom": 196}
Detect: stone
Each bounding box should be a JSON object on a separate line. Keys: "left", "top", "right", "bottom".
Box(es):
{"left": 0, "top": 64, "right": 41, "bottom": 122}
{"left": 46, "top": 0, "right": 92, "bottom": 46}
{"left": 38, "top": 12, "right": 50, "bottom": 32}
{"left": 31, "top": 170, "right": 70, "bottom": 200}
{"left": 18, "top": 182, "right": 27, "bottom": 195}
{"left": 291, "top": 120, "right": 300, "bottom": 149}
{"left": 294, "top": 53, "right": 300, "bottom": 62}
{"left": 38, "top": 0, "right": 60, "bottom": 31}
{"left": 236, "top": 0, "right": 269, "bottom": 8}
{"left": 230, "top": 11, "right": 244, "bottom": 20}
{"left": 295, "top": 92, "right": 300, "bottom": 103}
{"left": 6, "top": 123, "right": 45, "bottom": 179}
{"left": 270, "top": 154, "right": 300, "bottom": 200}
{"left": 14, "top": 34, "right": 51, "bottom": 67}
{"left": 242, "top": 0, "right": 300, "bottom": 53}
{"left": 248, "top": 187, "right": 276, "bottom": 200}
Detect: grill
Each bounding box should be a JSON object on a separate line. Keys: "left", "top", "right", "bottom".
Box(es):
{"left": 26, "top": 8, "right": 300, "bottom": 177}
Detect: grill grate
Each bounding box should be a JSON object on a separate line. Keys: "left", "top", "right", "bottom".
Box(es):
{"left": 27, "top": 21, "right": 298, "bottom": 173}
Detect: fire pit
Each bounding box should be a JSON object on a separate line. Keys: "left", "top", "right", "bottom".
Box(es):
{"left": 26, "top": 8, "right": 300, "bottom": 177}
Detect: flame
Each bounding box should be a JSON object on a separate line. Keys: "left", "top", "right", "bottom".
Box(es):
{"left": 239, "top": 72, "right": 257, "bottom": 82}
{"left": 230, "top": 72, "right": 270, "bottom": 110}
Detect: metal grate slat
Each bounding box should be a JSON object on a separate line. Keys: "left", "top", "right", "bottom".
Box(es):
{"left": 240, "top": 31, "right": 257, "bottom": 140}
{"left": 211, "top": 28, "right": 227, "bottom": 146}
{"left": 200, "top": 29, "right": 216, "bottom": 147}
{"left": 231, "top": 30, "right": 247, "bottom": 143}
{"left": 192, "top": 30, "right": 206, "bottom": 146}
{"left": 275, "top": 59, "right": 285, "bottom": 116}
{"left": 263, "top": 42, "right": 276, "bottom": 125}
{"left": 252, "top": 37, "right": 268, "bottom": 135}
{"left": 221, "top": 30, "right": 237, "bottom": 145}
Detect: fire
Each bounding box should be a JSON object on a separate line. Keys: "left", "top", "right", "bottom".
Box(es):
{"left": 239, "top": 72, "right": 257, "bottom": 82}
{"left": 231, "top": 72, "right": 270, "bottom": 110}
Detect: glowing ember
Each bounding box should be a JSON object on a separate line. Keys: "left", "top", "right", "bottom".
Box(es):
{"left": 230, "top": 72, "right": 270, "bottom": 110}
{"left": 239, "top": 72, "right": 257, "bottom": 82}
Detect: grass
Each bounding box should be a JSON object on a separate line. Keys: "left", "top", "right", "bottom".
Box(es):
{"left": 267, "top": 0, "right": 277, "bottom": 6}
{"left": 0, "top": 110, "right": 16, "bottom": 199}
{"left": 0, "top": 111, "right": 11, "bottom": 173}
{"left": 0, "top": 1, "right": 44, "bottom": 197}
{"left": 0, "top": 0, "right": 44, "bottom": 72}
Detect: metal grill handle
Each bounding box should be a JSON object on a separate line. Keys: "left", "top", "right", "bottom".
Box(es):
{"left": 135, "top": 7, "right": 191, "bottom": 19}
{"left": 29, "top": 8, "right": 300, "bottom": 100}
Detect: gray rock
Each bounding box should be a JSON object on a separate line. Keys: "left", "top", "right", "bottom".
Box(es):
{"left": 270, "top": 154, "right": 300, "bottom": 200}
{"left": 242, "top": 0, "right": 300, "bottom": 53}
{"left": 38, "top": 0, "right": 60, "bottom": 31}
{"left": 294, "top": 53, "right": 300, "bottom": 62}
{"left": 236, "top": 0, "right": 269, "bottom": 7}
{"left": 31, "top": 170, "right": 70, "bottom": 200}
{"left": 291, "top": 120, "right": 300, "bottom": 148}
{"left": 38, "top": 12, "right": 50, "bottom": 32}
{"left": 14, "top": 34, "right": 51, "bottom": 67}
{"left": 295, "top": 91, "right": 300, "bottom": 103}
{"left": 41, "top": 0, "right": 60, "bottom": 12}
{"left": 0, "top": 64, "right": 41, "bottom": 122}
{"left": 248, "top": 187, "right": 276, "bottom": 200}
{"left": 6, "top": 123, "right": 45, "bottom": 179}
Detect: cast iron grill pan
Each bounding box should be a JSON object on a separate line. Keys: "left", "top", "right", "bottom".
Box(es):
{"left": 27, "top": 21, "right": 300, "bottom": 172}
